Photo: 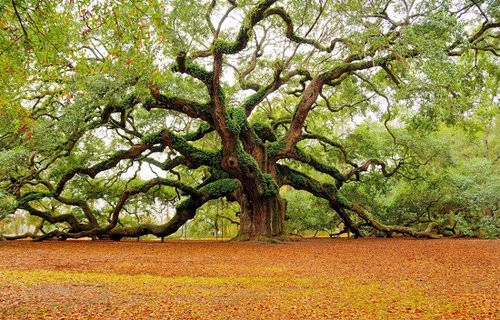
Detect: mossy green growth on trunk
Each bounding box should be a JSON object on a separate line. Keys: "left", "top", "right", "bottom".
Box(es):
{"left": 226, "top": 108, "right": 248, "bottom": 135}
{"left": 261, "top": 173, "right": 279, "bottom": 197}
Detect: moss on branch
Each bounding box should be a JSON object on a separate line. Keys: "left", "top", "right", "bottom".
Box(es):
{"left": 253, "top": 123, "right": 277, "bottom": 143}
{"left": 17, "top": 191, "right": 51, "bottom": 208}
{"left": 267, "top": 141, "right": 285, "bottom": 157}
{"left": 211, "top": 0, "right": 277, "bottom": 54}
{"left": 183, "top": 122, "right": 213, "bottom": 141}
{"left": 226, "top": 107, "right": 248, "bottom": 135}
{"left": 141, "top": 132, "right": 163, "bottom": 145}
{"left": 161, "top": 129, "right": 221, "bottom": 167}
{"left": 294, "top": 148, "right": 345, "bottom": 184}
{"left": 200, "top": 179, "right": 239, "bottom": 198}
{"left": 172, "top": 55, "right": 213, "bottom": 85}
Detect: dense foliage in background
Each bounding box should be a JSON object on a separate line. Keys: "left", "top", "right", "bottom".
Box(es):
{"left": 0, "top": 0, "right": 498, "bottom": 240}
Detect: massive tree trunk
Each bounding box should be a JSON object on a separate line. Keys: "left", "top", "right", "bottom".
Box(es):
{"left": 233, "top": 189, "right": 286, "bottom": 241}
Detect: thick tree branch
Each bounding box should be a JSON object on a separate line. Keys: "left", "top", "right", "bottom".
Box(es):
{"left": 103, "top": 177, "right": 201, "bottom": 232}
{"left": 348, "top": 203, "right": 442, "bottom": 238}
{"left": 289, "top": 148, "right": 346, "bottom": 185}
{"left": 447, "top": 22, "right": 500, "bottom": 56}
{"left": 277, "top": 164, "right": 360, "bottom": 237}
{"left": 145, "top": 86, "right": 212, "bottom": 123}
{"left": 213, "top": 0, "right": 278, "bottom": 54}
{"left": 107, "top": 179, "right": 239, "bottom": 239}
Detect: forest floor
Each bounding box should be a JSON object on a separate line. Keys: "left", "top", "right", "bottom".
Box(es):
{"left": 0, "top": 237, "right": 498, "bottom": 319}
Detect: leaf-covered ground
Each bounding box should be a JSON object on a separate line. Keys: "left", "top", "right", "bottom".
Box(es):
{"left": 0, "top": 238, "right": 498, "bottom": 319}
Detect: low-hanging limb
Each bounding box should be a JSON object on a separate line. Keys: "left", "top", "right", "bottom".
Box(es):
{"left": 278, "top": 164, "right": 443, "bottom": 239}
{"left": 347, "top": 202, "right": 442, "bottom": 239}
{"left": 106, "top": 178, "right": 241, "bottom": 240}
{"left": 277, "top": 164, "right": 360, "bottom": 237}
{"left": 6, "top": 178, "right": 241, "bottom": 241}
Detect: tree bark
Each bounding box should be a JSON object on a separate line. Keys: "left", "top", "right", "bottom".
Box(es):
{"left": 233, "top": 190, "right": 287, "bottom": 241}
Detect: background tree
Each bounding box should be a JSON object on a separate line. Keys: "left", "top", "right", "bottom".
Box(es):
{"left": 0, "top": 0, "right": 498, "bottom": 241}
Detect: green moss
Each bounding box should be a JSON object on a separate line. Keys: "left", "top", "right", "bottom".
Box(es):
{"left": 100, "top": 149, "right": 128, "bottom": 169}
{"left": 286, "top": 169, "right": 308, "bottom": 188}
{"left": 252, "top": 122, "right": 269, "bottom": 132}
{"left": 236, "top": 146, "right": 259, "bottom": 169}
{"left": 212, "top": 39, "right": 229, "bottom": 52}
{"left": 182, "top": 122, "right": 213, "bottom": 141}
{"left": 253, "top": 132, "right": 263, "bottom": 144}
{"left": 337, "top": 194, "right": 351, "bottom": 207}
{"left": 226, "top": 118, "right": 239, "bottom": 135}
{"left": 252, "top": 122, "right": 276, "bottom": 143}
{"left": 185, "top": 59, "right": 213, "bottom": 84}
{"left": 267, "top": 141, "right": 285, "bottom": 157}
{"left": 210, "top": 167, "right": 230, "bottom": 180}
{"left": 323, "top": 183, "right": 338, "bottom": 195}
{"left": 141, "top": 132, "right": 163, "bottom": 145}
{"left": 242, "top": 87, "right": 267, "bottom": 110}
{"left": 296, "top": 149, "right": 345, "bottom": 183}
{"left": 321, "top": 63, "right": 350, "bottom": 82}
{"left": 176, "top": 197, "right": 197, "bottom": 210}
{"left": 310, "top": 182, "right": 323, "bottom": 195}
{"left": 201, "top": 179, "right": 238, "bottom": 197}
{"left": 261, "top": 173, "right": 278, "bottom": 197}
{"left": 217, "top": 89, "right": 226, "bottom": 105}
{"left": 226, "top": 107, "right": 248, "bottom": 135}
{"left": 191, "top": 150, "right": 220, "bottom": 166}
{"left": 231, "top": 108, "right": 247, "bottom": 128}
{"left": 18, "top": 192, "right": 48, "bottom": 207}
{"left": 165, "top": 130, "right": 221, "bottom": 167}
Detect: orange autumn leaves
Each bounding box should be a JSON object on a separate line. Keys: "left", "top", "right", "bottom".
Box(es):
{"left": 0, "top": 238, "right": 498, "bottom": 319}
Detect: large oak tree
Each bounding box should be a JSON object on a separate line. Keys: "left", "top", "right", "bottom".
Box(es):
{"left": 0, "top": 0, "right": 498, "bottom": 240}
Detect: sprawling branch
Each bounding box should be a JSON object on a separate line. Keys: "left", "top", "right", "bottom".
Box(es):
{"left": 145, "top": 86, "right": 212, "bottom": 123}
{"left": 54, "top": 144, "right": 150, "bottom": 195}
{"left": 301, "top": 134, "right": 358, "bottom": 168}
{"left": 289, "top": 148, "right": 346, "bottom": 186}
{"left": 263, "top": 7, "right": 343, "bottom": 52}
{"left": 348, "top": 203, "right": 442, "bottom": 238}
{"left": 19, "top": 204, "right": 94, "bottom": 233}
{"left": 103, "top": 177, "right": 200, "bottom": 233}
{"left": 55, "top": 196, "right": 99, "bottom": 228}
{"left": 213, "top": 0, "right": 278, "bottom": 54}
{"left": 447, "top": 22, "right": 500, "bottom": 56}
{"left": 107, "top": 178, "right": 240, "bottom": 240}
{"left": 277, "top": 164, "right": 359, "bottom": 237}
{"left": 345, "top": 158, "right": 403, "bottom": 181}
{"left": 172, "top": 52, "right": 214, "bottom": 86}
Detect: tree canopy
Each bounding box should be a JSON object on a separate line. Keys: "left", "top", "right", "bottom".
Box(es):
{"left": 0, "top": 0, "right": 498, "bottom": 241}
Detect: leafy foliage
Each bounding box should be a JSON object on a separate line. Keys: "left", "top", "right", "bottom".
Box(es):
{"left": 0, "top": 0, "right": 498, "bottom": 240}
